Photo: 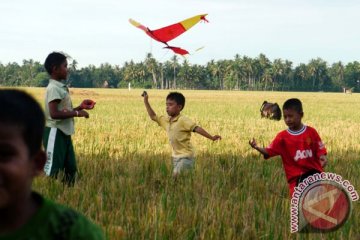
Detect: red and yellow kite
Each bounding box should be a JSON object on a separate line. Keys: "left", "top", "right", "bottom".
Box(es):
{"left": 129, "top": 14, "right": 208, "bottom": 56}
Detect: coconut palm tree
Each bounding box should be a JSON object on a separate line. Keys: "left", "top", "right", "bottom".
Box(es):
{"left": 144, "top": 53, "right": 158, "bottom": 88}
{"left": 171, "top": 55, "right": 179, "bottom": 89}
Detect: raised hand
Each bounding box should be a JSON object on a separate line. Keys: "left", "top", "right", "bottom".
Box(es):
{"left": 142, "top": 91, "right": 149, "bottom": 101}
{"left": 141, "top": 91, "right": 148, "bottom": 97}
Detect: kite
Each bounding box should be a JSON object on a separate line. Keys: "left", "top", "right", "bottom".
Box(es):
{"left": 129, "top": 14, "right": 208, "bottom": 56}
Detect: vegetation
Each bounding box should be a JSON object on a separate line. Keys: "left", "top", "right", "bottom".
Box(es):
{"left": 16, "top": 88, "right": 359, "bottom": 239}
{"left": 1, "top": 54, "right": 360, "bottom": 92}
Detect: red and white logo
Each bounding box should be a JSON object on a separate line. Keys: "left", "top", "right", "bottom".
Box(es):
{"left": 300, "top": 181, "right": 351, "bottom": 231}
{"left": 294, "top": 149, "right": 313, "bottom": 161}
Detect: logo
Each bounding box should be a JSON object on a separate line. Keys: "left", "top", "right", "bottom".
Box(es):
{"left": 301, "top": 181, "right": 351, "bottom": 231}
{"left": 294, "top": 149, "right": 313, "bottom": 161}
{"left": 290, "top": 172, "right": 358, "bottom": 233}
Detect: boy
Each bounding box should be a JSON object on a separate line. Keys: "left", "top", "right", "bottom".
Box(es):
{"left": 43, "top": 52, "right": 95, "bottom": 186}
{"left": 0, "top": 89, "right": 104, "bottom": 239}
{"left": 143, "top": 91, "right": 221, "bottom": 176}
{"left": 249, "top": 98, "right": 327, "bottom": 196}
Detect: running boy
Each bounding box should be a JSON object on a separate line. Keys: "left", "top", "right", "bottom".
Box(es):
{"left": 43, "top": 52, "right": 95, "bottom": 186}
{"left": 0, "top": 89, "right": 104, "bottom": 239}
{"left": 143, "top": 91, "right": 221, "bottom": 176}
{"left": 249, "top": 98, "right": 327, "bottom": 196}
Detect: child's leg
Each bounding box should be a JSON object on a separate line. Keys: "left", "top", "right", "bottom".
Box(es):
{"left": 43, "top": 127, "right": 66, "bottom": 178}
{"left": 63, "top": 138, "right": 77, "bottom": 186}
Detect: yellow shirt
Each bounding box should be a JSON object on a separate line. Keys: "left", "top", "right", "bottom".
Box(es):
{"left": 154, "top": 114, "right": 198, "bottom": 158}
{"left": 44, "top": 79, "right": 74, "bottom": 135}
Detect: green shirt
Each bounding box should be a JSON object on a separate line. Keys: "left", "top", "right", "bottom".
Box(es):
{"left": 0, "top": 192, "right": 105, "bottom": 240}
{"left": 44, "top": 79, "right": 75, "bottom": 135}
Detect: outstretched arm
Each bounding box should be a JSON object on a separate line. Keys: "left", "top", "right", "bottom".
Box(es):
{"left": 194, "top": 126, "right": 221, "bottom": 141}
{"left": 249, "top": 138, "right": 269, "bottom": 158}
{"left": 142, "top": 91, "right": 157, "bottom": 121}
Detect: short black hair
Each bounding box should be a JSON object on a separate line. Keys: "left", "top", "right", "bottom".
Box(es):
{"left": 0, "top": 90, "right": 45, "bottom": 157}
{"left": 283, "top": 98, "right": 303, "bottom": 113}
{"left": 167, "top": 92, "right": 185, "bottom": 110}
{"left": 44, "top": 52, "right": 67, "bottom": 75}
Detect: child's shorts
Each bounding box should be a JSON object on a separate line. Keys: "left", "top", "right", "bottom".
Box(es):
{"left": 289, "top": 169, "right": 322, "bottom": 197}
{"left": 172, "top": 157, "right": 194, "bottom": 175}
{"left": 43, "top": 127, "right": 77, "bottom": 183}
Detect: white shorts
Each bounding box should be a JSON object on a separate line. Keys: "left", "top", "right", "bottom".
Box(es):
{"left": 172, "top": 157, "right": 194, "bottom": 175}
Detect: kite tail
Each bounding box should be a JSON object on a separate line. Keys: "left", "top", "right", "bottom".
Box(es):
{"left": 164, "top": 46, "right": 189, "bottom": 56}
{"left": 200, "top": 15, "right": 209, "bottom": 23}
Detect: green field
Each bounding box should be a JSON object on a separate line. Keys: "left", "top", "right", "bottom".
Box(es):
{"left": 19, "top": 88, "right": 360, "bottom": 239}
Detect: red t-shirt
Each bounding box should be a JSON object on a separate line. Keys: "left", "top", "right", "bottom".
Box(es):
{"left": 265, "top": 125, "right": 327, "bottom": 185}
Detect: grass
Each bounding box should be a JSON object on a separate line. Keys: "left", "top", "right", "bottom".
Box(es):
{"left": 16, "top": 87, "right": 360, "bottom": 239}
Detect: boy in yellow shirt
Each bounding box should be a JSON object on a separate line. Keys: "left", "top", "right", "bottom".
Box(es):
{"left": 143, "top": 91, "right": 221, "bottom": 176}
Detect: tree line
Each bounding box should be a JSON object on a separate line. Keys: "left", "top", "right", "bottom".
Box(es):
{"left": 1, "top": 53, "right": 359, "bottom": 92}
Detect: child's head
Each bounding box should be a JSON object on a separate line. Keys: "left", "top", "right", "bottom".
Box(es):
{"left": 166, "top": 92, "right": 185, "bottom": 117}
{"left": 44, "top": 52, "right": 68, "bottom": 80}
{"left": 0, "top": 90, "right": 46, "bottom": 210}
{"left": 282, "top": 98, "right": 304, "bottom": 130}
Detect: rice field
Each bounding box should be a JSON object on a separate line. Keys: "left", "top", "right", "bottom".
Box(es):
{"left": 21, "top": 88, "right": 360, "bottom": 239}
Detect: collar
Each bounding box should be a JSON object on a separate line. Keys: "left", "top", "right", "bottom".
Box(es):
{"left": 287, "top": 125, "right": 307, "bottom": 136}
{"left": 49, "top": 79, "right": 67, "bottom": 88}
{"left": 168, "top": 114, "right": 181, "bottom": 122}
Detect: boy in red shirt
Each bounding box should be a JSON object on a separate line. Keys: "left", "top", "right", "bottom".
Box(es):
{"left": 249, "top": 98, "right": 327, "bottom": 197}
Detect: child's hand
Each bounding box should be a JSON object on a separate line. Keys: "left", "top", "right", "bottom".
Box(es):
{"left": 141, "top": 91, "right": 148, "bottom": 101}
{"left": 249, "top": 138, "right": 258, "bottom": 149}
{"left": 212, "top": 135, "right": 221, "bottom": 141}
{"left": 320, "top": 155, "right": 327, "bottom": 168}
{"left": 78, "top": 110, "right": 89, "bottom": 118}
{"left": 81, "top": 99, "right": 96, "bottom": 110}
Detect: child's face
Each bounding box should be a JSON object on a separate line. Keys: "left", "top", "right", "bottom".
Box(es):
{"left": 52, "top": 60, "right": 68, "bottom": 80}
{"left": 283, "top": 108, "right": 303, "bottom": 130}
{"left": 0, "top": 125, "right": 44, "bottom": 210}
{"left": 166, "top": 99, "right": 182, "bottom": 117}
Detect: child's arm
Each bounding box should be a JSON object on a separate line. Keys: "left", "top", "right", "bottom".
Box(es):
{"left": 319, "top": 155, "right": 327, "bottom": 168}
{"left": 193, "top": 126, "right": 221, "bottom": 141}
{"left": 49, "top": 100, "right": 89, "bottom": 119}
{"left": 142, "top": 92, "right": 157, "bottom": 121}
{"left": 249, "top": 138, "right": 270, "bottom": 158}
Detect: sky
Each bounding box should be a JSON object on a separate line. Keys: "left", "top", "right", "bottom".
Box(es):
{"left": 1, "top": 0, "right": 359, "bottom": 68}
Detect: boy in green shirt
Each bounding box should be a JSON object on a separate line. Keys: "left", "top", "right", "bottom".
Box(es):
{"left": 0, "top": 89, "right": 104, "bottom": 239}
{"left": 143, "top": 91, "right": 221, "bottom": 176}
{"left": 43, "top": 52, "right": 95, "bottom": 186}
